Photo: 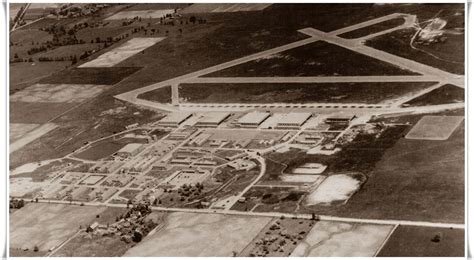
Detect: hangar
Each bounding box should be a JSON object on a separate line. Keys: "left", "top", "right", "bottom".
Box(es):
{"left": 116, "top": 143, "right": 144, "bottom": 157}
{"left": 237, "top": 112, "right": 271, "bottom": 128}
{"left": 195, "top": 112, "right": 231, "bottom": 128}
{"left": 157, "top": 112, "right": 193, "bottom": 127}
{"left": 275, "top": 112, "right": 312, "bottom": 129}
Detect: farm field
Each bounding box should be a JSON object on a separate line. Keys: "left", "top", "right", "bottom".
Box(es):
{"left": 291, "top": 221, "right": 394, "bottom": 257}
{"left": 377, "top": 226, "right": 465, "bottom": 257}
{"left": 80, "top": 38, "right": 165, "bottom": 67}
{"left": 404, "top": 84, "right": 464, "bottom": 106}
{"left": 10, "top": 101, "right": 73, "bottom": 124}
{"left": 105, "top": 10, "right": 175, "bottom": 20}
{"left": 10, "top": 61, "right": 70, "bottom": 94}
{"left": 11, "top": 83, "right": 110, "bottom": 103}
{"left": 123, "top": 212, "right": 272, "bottom": 256}
{"left": 405, "top": 115, "right": 464, "bottom": 140}
{"left": 180, "top": 3, "right": 272, "bottom": 14}
{"left": 10, "top": 203, "right": 108, "bottom": 252}
{"left": 10, "top": 123, "right": 39, "bottom": 143}
{"left": 10, "top": 123, "right": 58, "bottom": 154}
{"left": 40, "top": 67, "right": 142, "bottom": 85}
{"left": 203, "top": 41, "right": 418, "bottom": 77}
{"left": 178, "top": 82, "right": 436, "bottom": 104}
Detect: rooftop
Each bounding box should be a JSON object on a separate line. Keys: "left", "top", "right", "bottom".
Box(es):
{"left": 117, "top": 143, "right": 143, "bottom": 153}
{"left": 277, "top": 112, "right": 312, "bottom": 125}
{"left": 197, "top": 112, "right": 231, "bottom": 124}
{"left": 159, "top": 112, "right": 193, "bottom": 124}
{"left": 238, "top": 112, "right": 271, "bottom": 125}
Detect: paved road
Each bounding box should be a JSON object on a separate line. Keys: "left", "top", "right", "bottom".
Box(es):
{"left": 298, "top": 27, "right": 464, "bottom": 87}
{"left": 115, "top": 12, "right": 464, "bottom": 114}
{"left": 35, "top": 199, "right": 465, "bottom": 229}
{"left": 184, "top": 75, "right": 440, "bottom": 84}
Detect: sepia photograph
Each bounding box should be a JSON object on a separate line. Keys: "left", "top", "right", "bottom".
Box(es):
{"left": 7, "top": 1, "right": 466, "bottom": 257}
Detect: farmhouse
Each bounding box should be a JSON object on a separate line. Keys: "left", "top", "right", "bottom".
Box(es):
{"left": 116, "top": 143, "right": 144, "bottom": 157}
{"left": 157, "top": 112, "right": 193, "bottom": 127}
{"left": 237, "top": 112, "right": 271, "bottom": 128}
{"left": 275, "top": 112, "right": 312, "bottom": 129}
{"left": 194, "top": 112, "right": 231, "bottom": 128}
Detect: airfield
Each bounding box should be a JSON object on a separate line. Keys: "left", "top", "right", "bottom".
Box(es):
{"left": 9, "top": 3, "right": 465, "bottom": 257}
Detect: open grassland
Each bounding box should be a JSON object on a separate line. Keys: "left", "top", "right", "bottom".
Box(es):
{"left": 377, "top": 226, "right": 464, "bottom": 257}
{"left": 10, "top": 102, "right": 73, "bottom": 124}
{"left": 40, "top": 67, "right": 141, "bottom": 85}
{"left": 10, "top": 123, "right": 39, "bottom": 143}
{"left": 178, "top": 82, "right": 436, "bottom": 104}
{"left": 124, "top": 212, "right": 272, "bottom": 256}
{"left": 126, "top": 3, "right": 189, "bottom": 11}
{"left": 203, "top": 41, "right": 418, "bottom": 77}
{"left": 10, "top": 101, "right": 163, "bottom": 169}
{"left": 11, "top": 84, "right": 110, "bottom": 103}
{"left": 313, "top": 115, "right": 464, "bottom": 223}
{"left": 339, "top": 17, "right": 406, "bottom": 39}
{"left": 366, "top": 28, "right": 464, "bottom": 75}
{"left": 10, "top": 203, "right": 108, "bottom": 252}
{"left": 75, "top": 136, "right": 147, "bottom": 161}
{"left": 10, "top": 123, "right": 58, "bottom": 154}
{"left": 291, "top": 221, "right": 394, "bottom": 257}
{"left": 137, "top": 85, "right": 172, "bottom": 103}
{"left": 10, "top": 61, "right": 70, "bottom": 94}
{"left": 404, "top": 84, "right": 464, "bottom": 106}
{"left": 10, "top": 4, "right": 463, "bottom": 174}
{"left": 405, "top": 115, "right": 464, "bottom": 140}
{"left": 80, "top": 38, "right": 165, "bottom": 67}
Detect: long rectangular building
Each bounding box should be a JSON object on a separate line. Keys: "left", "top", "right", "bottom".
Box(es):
{"left": 275, "top": 112, "right": 312, "bottom": 129}
{"left": 194, "top": 112, "right": 231, "bottom": 128}
{"left": 237, "top": 112, "right": 271, "bottom": 128}
{"left": 157, "top": 112, "right": 193, "bottom": 127}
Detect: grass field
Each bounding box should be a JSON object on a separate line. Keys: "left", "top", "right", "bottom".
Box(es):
{"left": 377, "top": 226, "right": 464, "bottom": 257}
{"left": 10, "top": 203, "right": 108, "bottom": 252}
{"left": 10, "top": 61, "right": 70, "bottom": 94}
{"left": 179, "top": 82, "right": 436, "bottom": 104}
{"left": 204, "top": 41, "right": 418, "bottom": 77}
{"left": 339, "top": 17, "right": 406, "bottom": 39}
{"left": 366, "top": 28, "right": 464, "bottom": 75}
{"left": 404, "top": 84, "right": 464, "bottom": 106}
{"left": 291, "top": 221, "right": 394, "bottom": 257}
{"left": 137, "top": 85, "right": 171, "bottom": 103}
{"left": 405, "top": 115, "right": 464, "bottom": 140}
{"left": 123, "top": 212, "right": 272, "bottom": 256}
{"left": 309, "top": 116, "right": 464, "bottom": 223}
{"left": 40, "top": 67, "right": 142, "bottom": 85}
{"left": 10, "top": 101, "right": 73, "bottom": 124}
{"left": 75, "top": 137, "right": 147, "bottom": 161}
{"left": 10, "top": 123, "right": 39, "bottom": 143}
{"left": 11, "top": 84, "right": 110, "bottom": 103}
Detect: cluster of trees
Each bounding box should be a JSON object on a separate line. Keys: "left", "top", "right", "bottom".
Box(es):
{"left": 27, "top": 45, "right": 48, "bottom": 55}
{"left": 9, "top": 198, "right": 25, "bottom": 209}
{"left": 38, "top": 55, "right": 77, "bottom": 64}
